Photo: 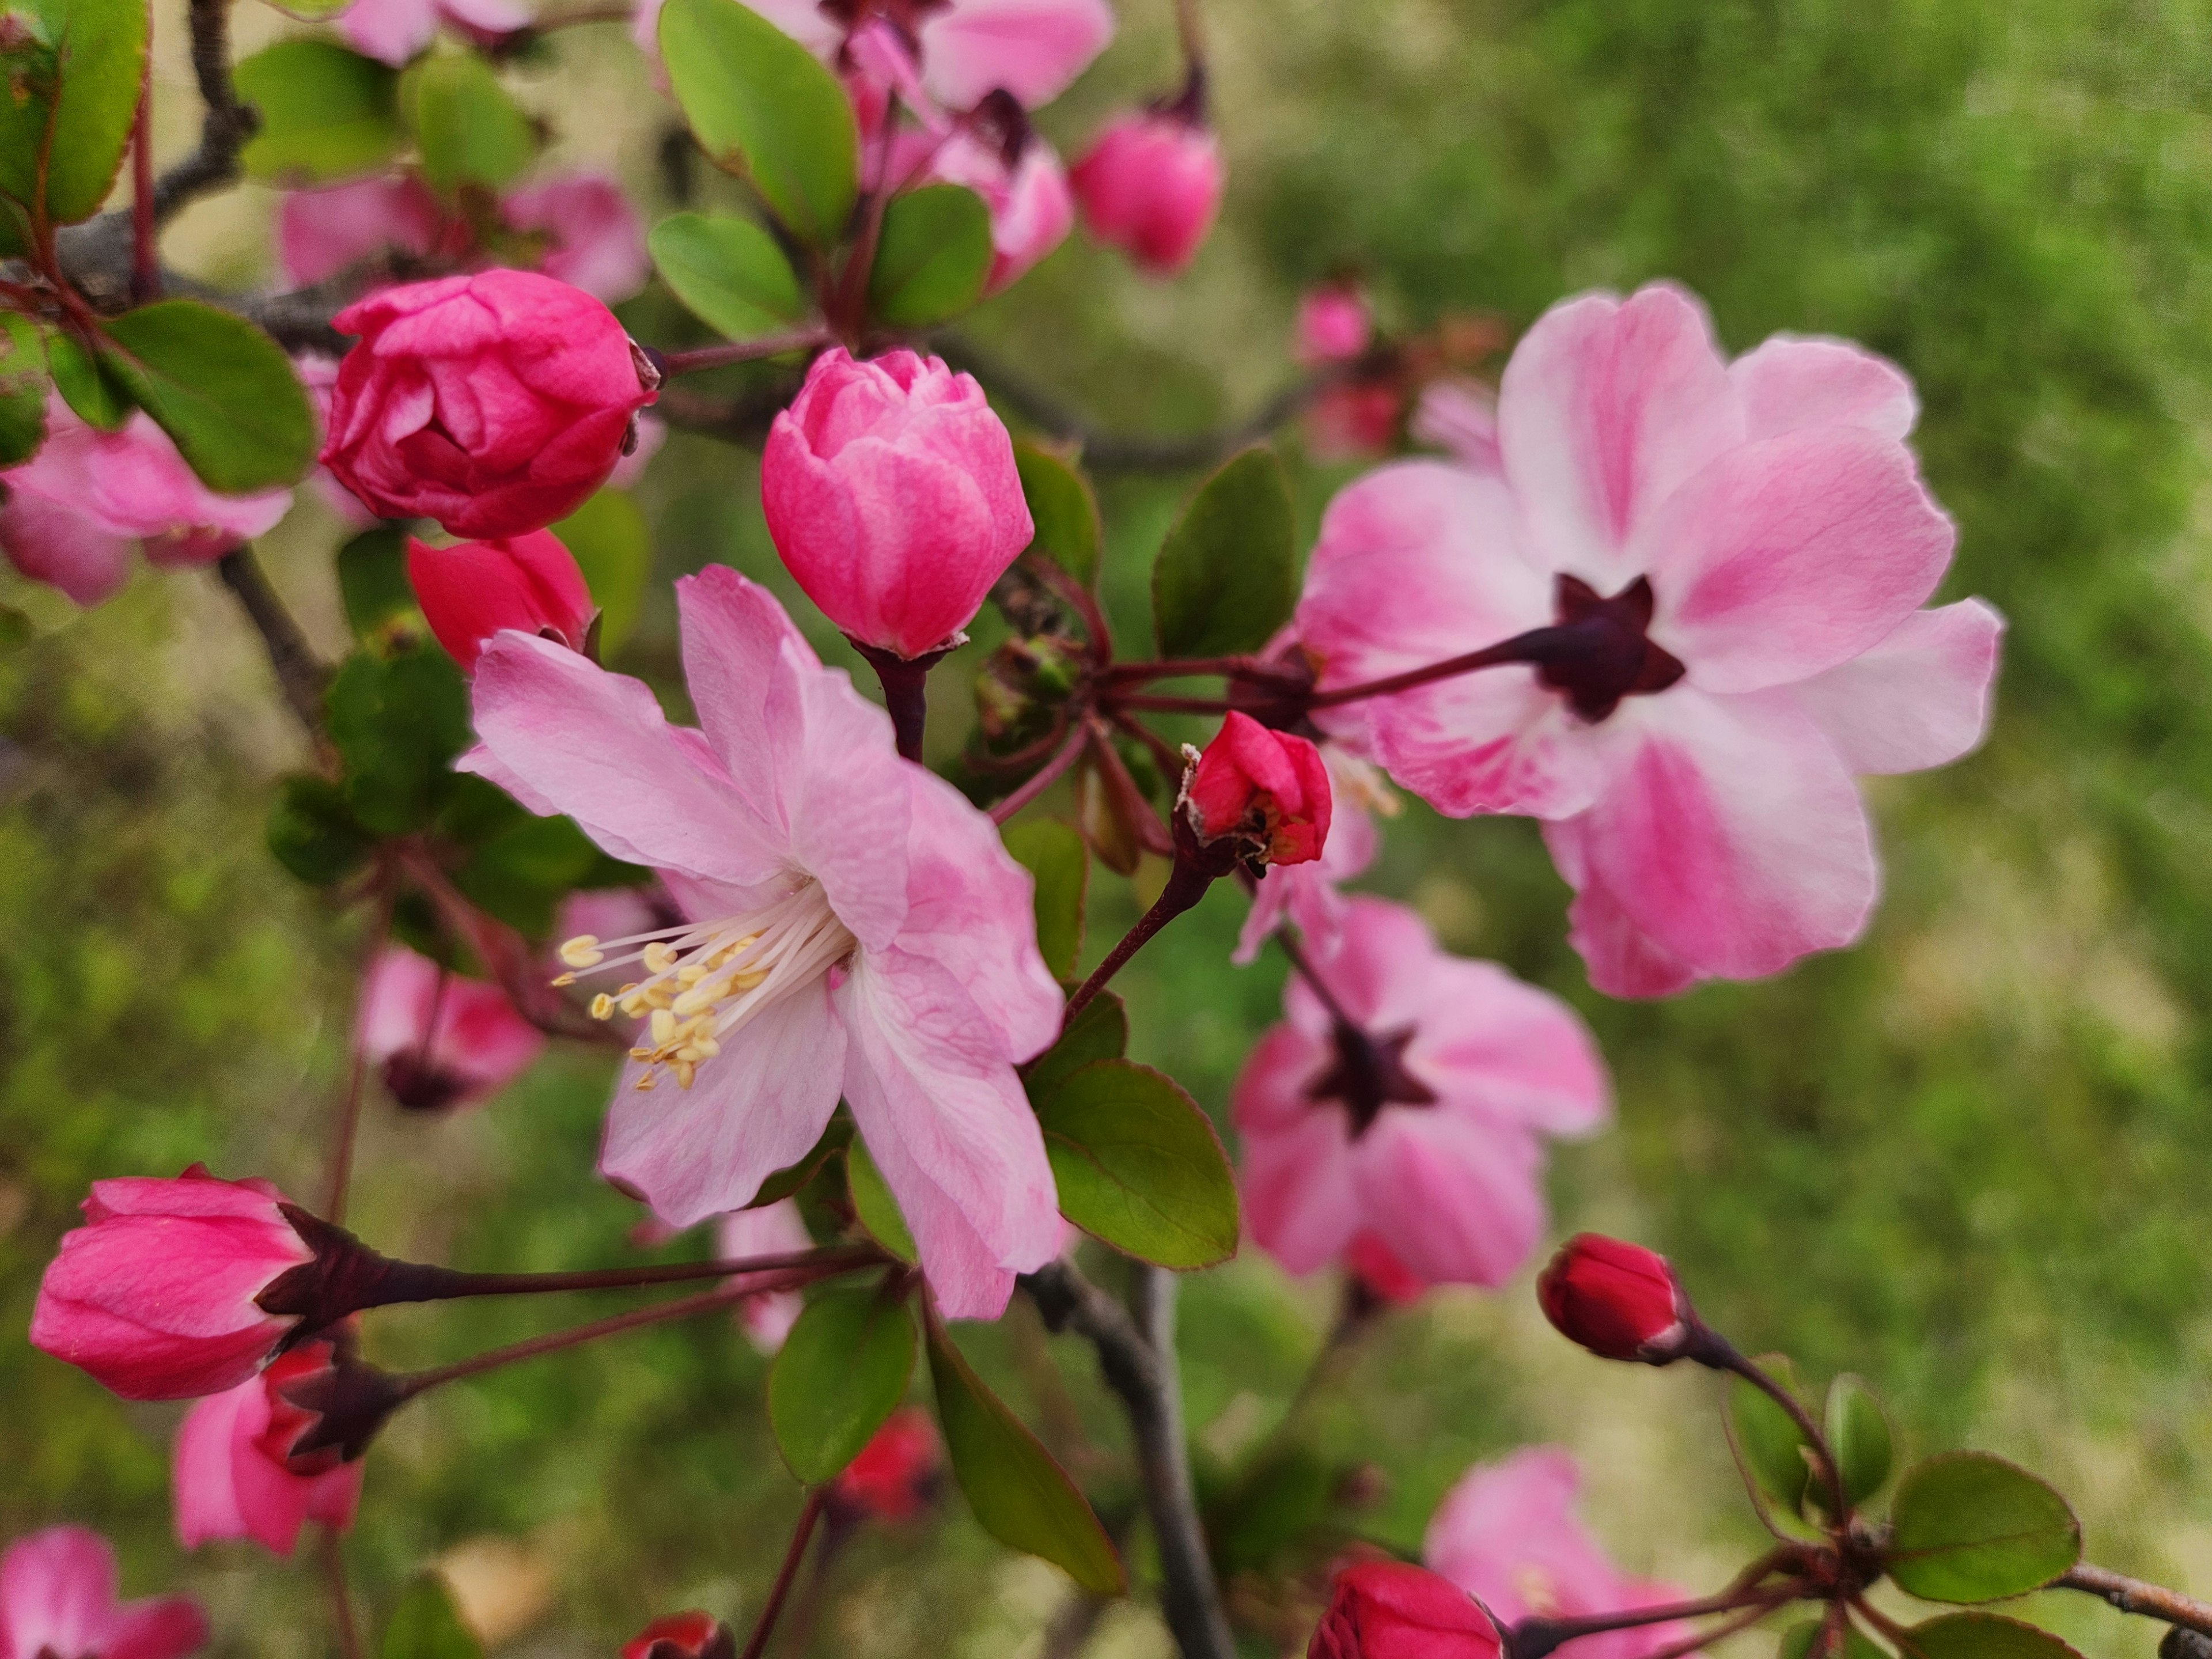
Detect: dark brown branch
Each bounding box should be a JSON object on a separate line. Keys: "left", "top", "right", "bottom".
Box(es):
{"left": 156, "top": 0, "right": 260, "bottom": 222}
{"left": 216, "top": 547, "right": 329, "bottom": 737}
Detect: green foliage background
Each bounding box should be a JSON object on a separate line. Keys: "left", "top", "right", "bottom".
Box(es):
{"left": 9, "top": 0, "right": 2212, "bottom": 1655}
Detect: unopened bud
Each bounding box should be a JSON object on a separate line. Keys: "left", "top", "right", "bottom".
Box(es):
{"left": 1535, "top": 1233, "right": 1696, "bottom": 1365}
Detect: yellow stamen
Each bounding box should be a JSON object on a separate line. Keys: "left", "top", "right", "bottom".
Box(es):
{"left": 590, "top": 994, "right": 615, "bottom": 1020}
{"left": 559, "top": 935, "right": 604, "bottom": 969}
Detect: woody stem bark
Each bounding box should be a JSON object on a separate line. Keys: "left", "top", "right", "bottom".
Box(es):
{"left": 2056, "top": 1567, "right": 2212, "bottom": 1639}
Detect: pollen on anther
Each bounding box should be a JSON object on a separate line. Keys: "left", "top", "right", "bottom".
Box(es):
{"left": 590, "top": 993, "right": 615, "bottom": 1020}
{"left": 559, "top": 935, "right": 604, "bottom": 969}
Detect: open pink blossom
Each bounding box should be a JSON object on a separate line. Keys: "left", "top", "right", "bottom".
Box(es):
{"left": 1297, "top": 283, "right": 2003, "bottom": 995}
{"left": 1424, "top": 1448, "right": 1691, "bottom": 1659}
{"left": 1234, "top": 897, "right": 1609, "bottom": 1290}
{"left": 1234, "top": 745, "right": 1392, "bottom": 966}
{"left": 1408, "top": 379, "right": 1498, "bottom": 473}
{"left": 174, "top": 1353, "right": 363, "bottom": 1556}
{"left": 0, "top": 399, "right": 290, "bottom": 605}
{"left": 717, "top": 1199, "right": 813, "bottom": 1351}
{"left": 464, "top": 566, "right": 1063, "bottom": 1317}
{"left": 0, "top": 1529, "right": 204, "bottom": 1659}
{"left": 730, "top": 0, "right": 1111, "bottom": 112}
{"left": 355, "top": 945, "right": 546, "bottom": 1111}
{"left": 338, "top": 0, "right": 528, "bottom": 65}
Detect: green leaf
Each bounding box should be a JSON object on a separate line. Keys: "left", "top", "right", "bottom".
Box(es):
{"left": 769, "top": 1283, "right": 916, "bottom": 1483}
{"left": 1901, "top": 1615, "right": 2085, "bottom": 1659}
{"left": 404, "top": 52, "right": 536, "bottom": 192}
{"left": 1886, "top": 1452, "right": 2081, "bottom": 1603}
{"left": 381, "top": 1575, "right": 482, "bottom": 1659}
{"left": 326, "top": 646, "right": 472, "bottom": 836}
{"left": 1827, "top": 1373, "right": 1895, "bottom": 1509}
{"left": 1035, "top": 1059, "right": 1238, "bottom": 1268}
{"left": 338, "top": 527, "right": 417, "bottom": 646}
{"left": 0, "top": 313, "right": 46, "bottom": 464}
{"left": 866, "top": 184, "right": 992, "bottom": 327}
{"left": 1729, "top": 1355, "right": 1816, "bottom": 1517}
{"left": 1777, "top": 1620, "right": 1889, "bottom": 1659}
{"left": 1000, "top": 817, "right": 1086, "bottom": 980}
{"left": 450, "top": 813, "right": 606, "bottom": 935}
{"left": 926, "top": 1317, "right": 1124, "bottom": 1593}
{"left": 267, "top": 774, "right": 374, "bottom": 887}
{"left": 45, "top": 326, "right": 130, "bottom": 430}
{"left": 1150, "top": 446, "right": 1297, "bottom": 659}
{"left": 1021, "top": 991, "right": 1126, "bottom": 1103}
{"left": 0, "top": 0, "right": 146, "bottom": 225}
{"left": 846, "top": 1141, "right": 916, "bottom": 1264}
{"left": 1210, "top": 1446, "right": 1338, "bottom": 1575}
{"left": 1015, "top": 442, "right": 1103, "bottom": 588}
{"left": 552, "top": 493, "right": 649, "bottom": 656}
{"left": 748, "top": 1116, "right": 851, "bottom": 1209}
{"left": 99, "top": 301, "right": 316, "bottom": 491}
{"left": 648, "top": 210, "right": 808, "bottom": 338}
{"left": 236, "top": 40, "right": 401, "bottom": 183}
{"left": 659, "top": 0, "right": 857, "bottom": 246}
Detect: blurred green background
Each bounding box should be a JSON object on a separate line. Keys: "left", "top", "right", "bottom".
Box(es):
{"left": 10, "top": 0, "right": 2212, "bottom": 1655}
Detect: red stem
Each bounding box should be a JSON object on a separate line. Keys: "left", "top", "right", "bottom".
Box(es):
{"left": 658, "top": 330, "right": 831, "bottom": 375}
{"left": 738, "top": 1491, "right": 828, "bottom": 1659}
{"left": 1059, "top": 859, "right": 1214, "bottom": 1028}
{"left": 989, "top": 724, "right": 1088, "bottom": 824}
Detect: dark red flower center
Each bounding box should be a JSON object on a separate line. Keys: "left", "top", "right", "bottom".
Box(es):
{"left": 1528, "top": 574, "right": 1686, "bottom": 722}
{"left": 1307, "top": 1020, "right": 1437, "bottom": 1137}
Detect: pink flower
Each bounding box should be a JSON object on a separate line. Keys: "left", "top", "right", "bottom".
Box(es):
{"left": 1070, "top": 112, "right": 1223, "bottom": 275}
{"left": 1234, "top": 898, "right": 1609, "bottom": 1290}
{"left": 406, "top": 529, "right": 596, "bottom": 673}
{"left": 1308, "top": 1561, "right": 1499, "bottom": 1659}
{"left": 1305, "top": 382, "right": 1403, "bottom": 463}
{"left": 276, "top": 177, "right": 448, "bottom": 291}
{"left": 1535, "top": 1234, "right": 1690, "bottom": 1363}
{"left": 31, "top": 1168, "right": 314, "bottom": 1400}
{"left": 463, "top": 566, "right": 1064, "bottom": 1317}
{"left": 1297, "top": 284, "right": 2003, "bottom": 996}
{"left": 1184, "top": 712, "right": 1332, "bottom": 867}
{"left": 732, "top": 0, "right": 1111, "bottom": 112}
{"left": 1408, "top": 379, "right": 1499, "bottom": 473}
{"left": 174, "top": 1346, "right": 363, "bottom": 1556}
{"left": 716, "top": 1200, "right": 813, "bottom": 1352}
{"left": 355, "top": 945, "right": 547, "bottom": 1111}
{"left": 0, "top": 1528, "right": 204, "bottom": 1659}
{"left": 0, "top": 399, "right": 291, "bottom": 605}
{"left": 503, "top": 175, "right": 651, "bottom": 303}
{"left": 830, "top": 1406, "right": 941, "bottom": 1521}
{"left": 338, "top": 0, "right": 528, "bottom": 66}
{"left": 1298, "top": 285, "right": 1372, "bottom": 365}
{"left": 321, "top": 270, "right": 658, "bottom": 539}
{"left": 1234, "top": 745, "right": 1389, "bottom": 966}
{"left": 1424, "top": 1448, "right": 1690, "bottom": 1659}
{"left": 761, "top": 348, "right": 1033, "bottom": 660}
{"left": 916, "top": 128, "right": 1075, "bottom": 293}
{"left": 623, "top": 1614, "right": 732, "bottom": 1659}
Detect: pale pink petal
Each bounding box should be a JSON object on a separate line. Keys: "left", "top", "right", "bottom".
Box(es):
{"left": 338, "top": 0, "right": 438, "bottom": 65}
{"left": 436, "top": 0, "right": 529, "bottom": 46}
{"left": 717, "top": 1199, "right": 813, "bottom": 1353}
{"left": 278, "top": 178, "right": 442, "bottom": 289}
{"left": 743, "top": 0, "right": 843, "bottom": 56}
{"left": 675, "top": 566, "right": 817, "bottom": 835}
{"left": 1425, "top": 1446, "right": 1614, "bottom": 1622}
{"left": 784, "top": 653, "right": 915, "bottom": 953}
{"left": 503, "top": 175, "right": 649, "bottom": 303}
{"left": 1730, "top": 334, "right": 1916, "bottom": 441}
{"left": 918, "top": 0, "right": 1114, "bottom": 110}
{"left": 1235, "top": 1055, "right": 1363, "bottom": 1277}
{"left": 0, "top": 494, "right": 131, "bottom": 605}
{"left": 1642, "top": 426, "right": 1956, "bottom": 694}
{"left": 1544, "top": 818, "right": 1700, "bottom": 999}
{"left": 1352, "top": 1111, "right": 1544, "bottom": 1287}
{"left": 1790, "top": 599, "right": 2003, "bottom": 775}
{"left": 1412, "top": 955, "right": 1611, "bottom": 1137}
{"left": 2, "top": 1528, "right": 122, "bottom": 1659}
{"left": 1410, "top": 378, "right": 1501, "bottom": 475}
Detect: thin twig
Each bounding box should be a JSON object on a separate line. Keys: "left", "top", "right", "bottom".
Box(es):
{"left": 215, "top": 547, "right": 329, "bottom": 738}
{"left": 657, "top": 329, "right": 831, "bottom": 376}
{"left": 128, "top": 66, "right": 156, "bottom": 302}
{"left": 154, "top": 0, "right": 259, "bottom": 222}
{"left": 2056, "top": 1566, "right": 2212, "bottom": 1639}
{"left": 988, "top": 725, "right": 1086, "bottom": 824}
{"left": 738, "top": 1492, "right": 828, "bottom": 1659}
{"left": 1059, "top": 858, "right": 1211, "bottom": 1027}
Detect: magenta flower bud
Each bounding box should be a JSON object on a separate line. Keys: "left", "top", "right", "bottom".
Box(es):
{"left": 830, "top": 1407, "right": 942, "bottom": 1524}
{"left": 321, "top": 270, "right": 658, "bottom": 540}
{"left": 1297, "top": 283, "right": 1372, "bottom": 365}
{"left": 31, "top": 1168, "right": 315, "bottom": 1401}
{"left": 1309, "top": 1562, "right": 1501, "bottom": 1659}
{"left": 1536, "top": 1233, "right": 1692, "bottom": 1363}
{"left": 760, "top": 348, "right": 1034, "bottom": 660}
{"left": 1183, "top": 711, "right": 1333, "bottom": 868}
{"left": 1070, "top": 111, "right": 1224, "bottom": 276}
{"left": 173, "top": 1339, "right": 363, "bottom": 1557}
{"left": 623, "top": 1613, "right": 735, "bottom": 1659}
{"left": 405, "top": 532, "right": 596, "bottom": 673}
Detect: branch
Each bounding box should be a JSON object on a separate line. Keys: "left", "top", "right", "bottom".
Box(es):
{"left": 216, "top": 546, "right": 329, "bottom": 738}
{"left": 158, "top": 0, "right": 259, "bottom": 222}
{"left": 2056, "top": 1566, "right": 2212, "bottom": 1639}
{"left": 1021, "top": 1260, "right": 1236, "bottom": 1659}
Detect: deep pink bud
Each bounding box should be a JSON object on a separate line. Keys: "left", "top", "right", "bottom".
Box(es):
{"left": 173, "top": 1339, "right": 363, "bottom": 1557}
{"left": 31, "top": 1168, "right": 314, "bottom": 1401}
{"left": 1297, "top": 284, "right": 1372, "bottom": 365}
{"left": 0, "top": 1527, "right": 207, "bottom": 1659}
{"left": 1070, "top": 111, "right": 1224, "bottom": 275}
{"left": 321, "top": 270, "right": 658, "bottom": 539}
{"left": 830, "top": 1407, "right": 941, "bottom": 1522}
{"left": 1309, "top": 1562, "right": 1500, "bottom": 1659}
{"left": 1183, "top": 711, "right": 1332, "bottom": 867}
{"left": 622, "top": 1613, "right": 734, "bottom": 1659}
{"left": 1535, "top": 1233, "right": 1691, "bottom": 1363}
{"left": 761, "top": 347, "right": 1033, "bottom": 658}
{"left": 406, "top": 532, "right": 596, "bottom": 672}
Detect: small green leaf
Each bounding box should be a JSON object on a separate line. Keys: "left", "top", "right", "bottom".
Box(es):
{"left": 1015, "top": 443, "right": 1103, "bottom": 588}
{"left": 1036, "top": 1059, "right": 1238, "bottom": 1268}
{"left": 450, "top": 813, "right": 607, "bottom": 935}
{"left": 381, "top": 1575, "right": 482, "bottom": 1659}
{"left": 1000, "top": 817, "right": 1086, "bottom": 980}
{"left": 927, "top": 1317, "right": 1124, "bottom": 1593}
{"left": 1729, "top": 1355, "right": 1816, "bottom": 1517}
{"left": 867, "top": 184, "right": 992, "bottom": 327}
{"left": 847, "top": 1141, "right": 916, "bottom": 1264}
{"left": 404, "top": 52, "right": 536, "bottom": 192}
{"left": 1827, "top": 1373, "right": 1895, "bottom": 1509}
{"left": 338, "top": 527, "right": 417, "bottom": 646}
{"left": 1151, "top": 446, "right": 1298, "bottom": 659}
{"left": 0, "top": 0, "right": 147, "bottom": 225}
{"left": 99, "top": 301, "right": 316, "bottom": 491}
{"left": 326, "top": 646, "right": 472, "bottom": 836}
{"left": 267, "top": 774, "right": 374, "bottom": 886}
{"left": 1210, "top": 1446, "right": 1338, "bottom": 1575}
{"left": 45, "top": 326, "right": 130, "bottom": 430}
{"left": 770, "top": 1282, "right": 916, "bottom": 1483}
{"left": 1021, "top": 992, "right": 1126, "bottom": 1103}
{"left": 1886, "top": 1452, "right": 2081, "bottom": 1604}
{"left": 552, "top": 492, "right": 649, "bottom": 656}
{"left": 236, "top": 40, "right": 401, "bottom": 183}
{"left": 660, "top": 0, "right": 857, "bottom": 246}
{"left": 1902, "top": 1615, "right": 2085, "bottom": 1659}
{"left": 749, "top": 1117, "right": 851, "bottom": 1209}
{"left": 1777, "top": 1620, "right": 1888, "bottom": 1659}
{"left": 647, "top": 210, "right": 808, "bottom": 338}
{"left": 0, "top": 313, "right": 46, "bottom": 464}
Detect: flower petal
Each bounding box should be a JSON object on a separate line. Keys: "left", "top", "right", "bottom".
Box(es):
{"left": 917, "top": 0, "right": 1114, "bottom": 109}
{"left": 1730, "top": 334, "right": 1916, "bottom": 442}
{"left": 1790, "top": 598, "right": 2003, "bottom": 775}
{"left": 1353, "top": 1111, "right": 1546, "bottom": 1287}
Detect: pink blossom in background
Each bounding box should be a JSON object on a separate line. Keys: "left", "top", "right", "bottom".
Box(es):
{"left": 761, "top": 347, "right": 1033, "bottom": 659}
{"left": 1304, "top": 381, "right": 1403, "bottom": 463}
{"left": 715, "top": 1199, "right": 813, "bottom": 1352}
{"left": 1298, "top": 284, "right": 1372, "bottom": 365}
{"left": 338, "top": 0, "right": 528, "bottom": 66}
{"left": 917, "top": 128, "right": 1075, "bottom": 292}
{"left": 1296, "top": 283, "right": 2003, "bottom": 996}
{"left": 355, "top": 945, "right": 547, "bottom": 1111}
{"left": 831, "top": 1407, "right": 942, "bottom": 1521}
{"left": 607, "top": 413, "right": 667, "bottom": 491}
{"left": 499, "top": 176, "right": 652, "bottom": 302}
{"left": 1424, "top": 1447, "right": 1691, "bottom": 1659}
{"left": 1234, "top": 744, "right": 1391, "bottom": 966}
{"left": 1408, "top": 378, "right": 1499, "bottom": 473}
{"left": 463, "top": 566, "right": 1064, "bottom": 1318}
{"left": 1234, "top": 897, "right": 1609, "bottom": 1290}
{"left": 0, "top": 399, "right": 290, "bottom": 605}
{"left": 728, "top": 0, "right": 1112, "bottom": 112}
{"left": 173, "top": 1350, "right": 363, "bottom": 1556}
{"left": 0, "top": 1528, "right": 204, "bottom": 1659}
{"left": 1070, "top": 111, "right": 1223, "bottom": 275}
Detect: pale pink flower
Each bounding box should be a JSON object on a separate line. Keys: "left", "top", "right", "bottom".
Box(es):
{"left": 717, "top": 1199, "right": 813, "bottom": 1351}
{"left": 1408, "top": 378, "right": 1499, "bottom": 473}
{"left": 463, "top": 566, "right": 1063, "bottom": 1317}
{"left": 1297, "top": 283, "right": 2003, "bottom": 996}
{"left": 276, "top": 177, "right": 446, "bottom": 291}
{"left": 1424, "top": 1447, "right": 1691, "bottom": 1659}
{"left": 355, "top": 945, "right": 547, "bottom": 1111}
{"left": 174, "top": 1361, "right": 363, "bottom": 1556}
{"left": 1233, "top": 897, "right": 1608, "bottom": 1290}
{"left": 1233, "top": 745, "right": 1391, "bottom": 967}
{"left": 338, "top": 0, "right": 528, "bottom": 66}
{"left": 0, "top": 1529, "right": 203, "bottom": 1659}
{"left": 0, "top": 399, "right": 291, "bottom": 605}
{"left": 917, "top": 128, "right": 1074, "bottom": 293}
{"left": 1297, "top": 284, "right": 1372, "bottom": 365}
